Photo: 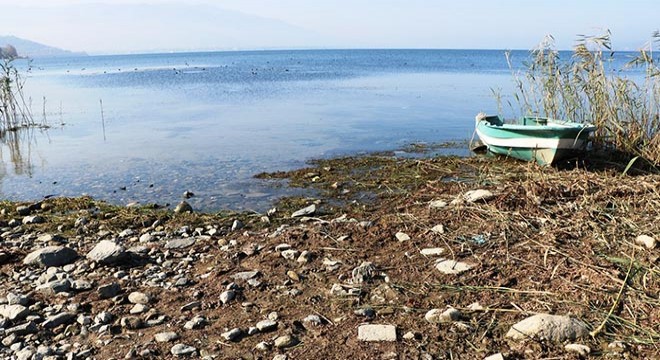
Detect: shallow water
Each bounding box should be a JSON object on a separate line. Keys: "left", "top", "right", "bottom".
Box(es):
{"left": 2, "top": 49, "right": 639, "bottom": 211}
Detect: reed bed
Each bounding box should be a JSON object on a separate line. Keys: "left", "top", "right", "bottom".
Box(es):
{"left": 0, "top": 58, "right": 36, "bottom": 132}
{"left": 503, "top": 31, "right": 660, "bottom": 166}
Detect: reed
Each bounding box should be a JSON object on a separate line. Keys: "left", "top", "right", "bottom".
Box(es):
{"left": 505, "top": 31, "right": 660, "bottom": 165}
{"left": 0, "top": 58, "right": 36, "bottom": 132}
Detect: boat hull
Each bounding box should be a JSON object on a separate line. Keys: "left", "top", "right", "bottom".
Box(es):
{"left": 475, "top": 115, "right": 595, "bottom": 165}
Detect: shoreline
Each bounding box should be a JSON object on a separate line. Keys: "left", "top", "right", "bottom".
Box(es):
{"left": 1, "top": 153, "right": 659, "bottom": 358}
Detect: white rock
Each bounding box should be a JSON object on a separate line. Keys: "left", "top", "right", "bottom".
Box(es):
{"left": 395, "top": 232, "right": 411, "bottom": 242}
{"left": 420, "top": 248, "right": 444, "bottom": 256}
{"left": 431, "top": 224, "right": 445, "bottom": 234}
{"left": 128, "top": 291, "right": 151, "bottom": 305}
{"left": 452, "top": 189, "right": 494, "bottom": 204}
{"left": 291, "top": 204, "right": 316, "bottom": 218}
{"left": 357, "top": 324, "right": 397, "bottom": 342}
{"left": 86, "top": 240, "right": 127, "bottom": 264}
{"left": 281, "top": 249, "right": 299, "bottom": 260}
{"left": 0, "top": 304, "right": 28, "bottom": 321}
{"left": 428, "top": 200, "right": 448, "bottom": 209}
{"left": 483, "top": 353, "right": 505, "bottom": 360}
{"left": 505, "top": 314, "right": 588, "bottom": 341}
{"left": 565, "top": 343, "right": 591, "bottom": 356}
{"left": 155, "top": 332, "right": 180, "bottom": 343}
{"left": 255, "top": 319, "right": 278, "bottom": 332}
{"left": 23, "top": 246, "right": 79, "bottom": 267}
{"left": 635, "top": 234, "right": 657, "bottom": 249}
{"left": 219, "top": 290, "right": 235, "bottom": 304}
{"left": 222, "top": 328, "right": 243, "bottom": 342}
{"left": 425, "top": 307, "right": 461, "bottom": 324}
{"left": 170, "top": 344, "right": 196, "bottom": 356}
{"left": 435, "top": 259, "right": 474, "bottom": 274}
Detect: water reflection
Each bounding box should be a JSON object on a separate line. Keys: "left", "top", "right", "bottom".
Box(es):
{"left": 0, "top": 127, "right": 41, "bottom": 178}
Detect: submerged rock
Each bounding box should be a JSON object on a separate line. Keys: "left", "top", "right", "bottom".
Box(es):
{"left": 174, "top": 201, "right": 193, "bottom": 213}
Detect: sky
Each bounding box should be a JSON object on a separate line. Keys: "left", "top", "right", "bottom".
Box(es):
{"left": 0, "top": 0, "right": 658, "bottom": 54}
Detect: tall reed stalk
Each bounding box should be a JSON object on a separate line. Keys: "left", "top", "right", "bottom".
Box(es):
{"left": 506, "top": 31, "right": 660, "bottom": 165}
{"left": 0, "top": 58, "right": 35, "bottom": 131}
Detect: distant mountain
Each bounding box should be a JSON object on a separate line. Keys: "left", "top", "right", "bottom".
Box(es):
{"left": 0, "top": 35, "right": 86, "bottom": 58}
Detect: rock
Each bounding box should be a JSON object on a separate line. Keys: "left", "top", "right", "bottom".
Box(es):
{"left": 565, "top": 343, "right": 591, "bottom": 356}
{"left": 22, "top": 215, "right": 45, "bottom": 224}
{"left": 273, "top": 355, "right": 287, "bottom": 360}
{"left": 0, "top": 304, "right": 29, "bottom": 321}
{"left": 174, "top": 201, "right": 193, "bottom": 213}
{"left": 16, "top": 205, "right": 30, "bottom": 215}
{"left": 130, "top": 303, "right": 149, "bottom": 314}
{"left": 221, "top": 328, "right": 242, "bottom": 342}
{"left": 181, "top": 301, "right": 202, "bottom": 312}
{"left": 431, "top": 224, "right": 445, "bottom": 234}
{"left": 429, "top": 200, "right": 448, "bottom": 209}
{"left": 97, "top": 283, "right": 122, "bottom": 299}
{"left": 155, "top": 332, "right": 180, "bottom": 343}
{"left": 281, "top": 249, "right": 299, "bottom": 260}
{"left": 255, "top": 320, "right": 278, "bottom": 332}
{"left": 183, "top": 190, "right": 195, "bottom": 198}
{"left": 231, "top": 219, "right": 243, "bottom": 231}
{"left": 425, "top": 307, "right": 461, "bottom": 324}
{"left": 42, "top": 312, "right": 76, "bottom": 329}
{"left": 291, "top": 204, "right": 316, "bottom": 217}
{"left": 435, "top": 259, "right": 474, "bottom": 274}
{"left": 402, "top": 331, "right": 416, "bottom": 340}
{"left": 230, "top": 271, "right": 259, "bottom": 281}
{"left": 351, "top": 262, "right": 376, "bottom": 283}
{"left": 395, "top": 232, "right": 411, "bottom": 241}
{"left": 357, "top": 324, "right": 397, "bottom": 342}
{"left": 6, "top": 293, "right": 29, "bottom": 306}
{"left": 23, "top": 246, "right": 79, "bottom": 267}
{"left": 128, "top": 291, "right": 151, "bottom": 304}
{"left": 354, "top": 307, "right": 376, "bottom": 318}
{"left": 165, "top": 237, "right": 197, "bottom": 249}
{"left": 120, "top": 316, "right": 143, "bottom": 329}
{"left": 297, "top": 250, "right": 312, "bottom": 263}
{"left": 5, "top": 321, "right": 38, "bottom": 335}
{"left": 94, "top": 311, "right": 114, "bottom": 325}
{"left": 274, "top": 335, "right": 299, "bottom": 348}
{"left": 184, "top": 315, "right": 207, "bottom": 330}
{"left": 36, "top": 278, "right": 71, "bottom": 294}
{"left": 170, "top": 344, "right": 197, "bottom": 356}
{"left": 86, "top": 240, "right": 127, "bottom": 264}
{"left": 420, "top": 248, "right": 444, "bottom": 256}
{"left": 635, "top": 235, "right": 656, "bottom": 249}
{"left": 219, "top": 290, "right": 235, "bottom": 304}
{"left": 505, "top": 314, "right": 588, "bottom": 341}
{"left": 303, "top": 314, "right": 323, "bottom": 326}
{"left": 139, "top": 233, "right": 155, "bottom": 243}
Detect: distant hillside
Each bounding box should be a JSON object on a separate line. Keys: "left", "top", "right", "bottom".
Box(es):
{"left": 0, "top": 35, "right": 86, "bottom": 58}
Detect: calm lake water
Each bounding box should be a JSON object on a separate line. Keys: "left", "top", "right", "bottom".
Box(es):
{"left": 4, "top": 49, "right": 639, "bottom": 211}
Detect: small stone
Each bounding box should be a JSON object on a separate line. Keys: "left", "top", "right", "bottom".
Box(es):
{"left": 130, "top": 303, "right": 149, "bottom": 314}
{"left": 16, "top": 205, "right": 30, "bottom": 215}
{"left": 428, "top": 200, "right": 447, "bottom": 209}
{"left": 0, "top": 304, "right": 29, "bottom": 321}
{"left": 231, "top": 271, "right": 259, "bottom": 281}
{"left": 6, "top": 293, "right": 29, "bottom": 306}
{"left": 303, "top": 314, "right": 323, "bottom": 326}
{"left": 120, "top": 316, "right": 143, "bottom": 329}
{"left": 483, "top": 354, "right": 505, "bottom": 360}
{"left": 286, "top": 270, "right": 300, "bottom": 282}
{"left": 174, "top": 201, "right": 193, "bottom": 213}
{"left": 165, "top": 237, "right": 196, "bottom": 249}
{"left": 357, "top": 324, "right": 397, "bottom": 342}
{"left": 183, "top": 315, "right": 207, "bottom": 330}
{"left": 128, "top": 291, "right": 151, "bottom": 304}
{"left": 139, "top": 233, "right": 155, "bottom": 243}
{"left": 505, "top": 314, "right": 588, "bottom": 341}
{"left": 395, "top": 232, "right": 411, "bottom": 241}
{"left": 97, "top": 283, "right": 122, "bottom": 299}
{"left": 221, "top": 328, "right": 242, "bottom": 342}
{"left": 274, "top": 335, "right": 299, "bottom": 348}
{"left": 291, "top": 204, "right": 316, "bottom": 217}
{"left": 402, "top": 331, "right": 416, "bottom": 340}
{"left": 425, "top": 307, "right": 461, "bottom": 324}
{"left": 430, "top": 224, "right": 445, "bottom": 234}
{"left": 86, "top": 240, "right": 127, "bottom": 264}
{"left": 635, "top": 235, "right": 657, "bottom": 249}
{"left": 183, "top": 190, "right": 195, "bottom": 199}
{"left": 181, "top": 301, "right": 202, "bottom": 312}
{"left": 452, "top": 189, "right": 494, "bottom": 204}
{"left": 155, "top": 332, "right": 180, "bottom": 343}
{"left": 231, "top": 219, "right": 243, "bottom": 231}
{"left": 94, "top": 311, "right": 113, "bottom": 325}
{"left": 255, "top": 320, "right": 278, "bottom": 332}
{"left": 42, "top": 312, "right": 76, "bottom": 329}
{"left": 420, "top": 248, "right": 444, "bottom": 256}
{"left": 22, "top": 215, "right": 45, "bottom": 224}
{"left": 219, "top": 290, "right": 235, "bottom": 304}
{"left": 297, "top": 250, "right": 312, "bottom": 263}
{"left": 281, "top": 249, "right": 299, "bottom": 260}
{"left": 254, "top": 341, "right": 271, "bottom": 351}
{"left": 170, "top": 344, "right": 197, "bottom": 356}
{"left": 354, "top": 307, "right": 375, "bottom": 318}
{"left": 565, "top": 343, "right": 591, "bottom": 356}
{"left": 5, "top": 321, "right": 38, "bottom": 335}
{"left": 435, "top": 259, "right": 474, "bottom": 274}
{"left": 351, "top": 262, "right": 376, "bottom": 284}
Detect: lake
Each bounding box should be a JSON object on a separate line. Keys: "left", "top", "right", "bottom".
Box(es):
{"left": 3, "top": 49, "right": 638, "bottom": 211}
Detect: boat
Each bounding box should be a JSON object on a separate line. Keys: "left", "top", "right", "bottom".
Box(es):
{"left": 474, "top": 113, "right": 596, "bottom": 165}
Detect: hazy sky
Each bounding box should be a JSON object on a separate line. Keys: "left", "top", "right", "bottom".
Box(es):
{"left": 0, "top": 0, "right": 657, "bottom": 54}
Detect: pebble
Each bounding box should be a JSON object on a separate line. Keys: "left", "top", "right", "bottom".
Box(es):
{"left": 184, "top": 315, "right": 207, "bottom": 330}
{"left": 395, "top": 232, "right": 411, "bottom": 241}
{"left": 425, "top": 307, "right": 461, "bottom": 324}
{"left": 255, "top": 319, "right": 278, "bottom": 332}
{"left": 506, "top": 314, "right": 588, "bottom": 341}
{"left": 635, "top": 234, "right": 657, "bottom": 249}
{"left": 420, "top": 248, "right": 444, "bottom": 256}
{"left": 0, "top": 304, "right": 29, "bottom": 321}
{"left": 483, "top": 353, "right": 505, "bottom": 360}
{"left": 302, "top": 314, "right": 323, "bottom": 326}
{"left": 565, "top": 343, "right": 591, "bottom": 356}
{"left": 430, "top": 224, "right": 445, "bottom": 234}
{"left": 127, "top": 291, "right": 151, "bottom": 304}
{"left": 23, "top": 246, "right": 79, "bottom": 267}
{"left": 174, "top": 201, "right": 193, "bottom": 213}
{"left": 435, "top": 259, "right": 474, "bottom": 275}
{"left": 357, "top": 324, "right": 397, "bottom": 342}
{"left": 429, "top": 200, "right": 448, "bottom": 209}
{"left": 97, "top": 283, "right": 122, "bottom": 299}
{"left": 291, "top": 204, "right": 316, "bottom": 217}
{"left": 221, "top": 328, "right": 243, "bottom": 342}
{"left": 155, "top": 331, "right": 180, "bottom": 343}
{"left": 86, "top": 240, "right": 128, "bottom": 264}
{"left": 219, "top": 290, "right": 236, "bottom": 304}
{"left": 170, "top": 344, "right": 197, "bottom": 356}
{"left": 274, "top": 335, "right": 299, "bottom": 348}
{"left": 22, "top": 215, "right": 45, "bottom": 224}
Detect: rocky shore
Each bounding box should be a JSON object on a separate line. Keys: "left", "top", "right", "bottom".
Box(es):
{"left": 0, "top": 154, "right": 658, "bottom": 359}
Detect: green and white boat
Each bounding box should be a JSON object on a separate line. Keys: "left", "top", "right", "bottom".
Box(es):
{"left": 474, "top": 113, "right": 596, "bottom": 165}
